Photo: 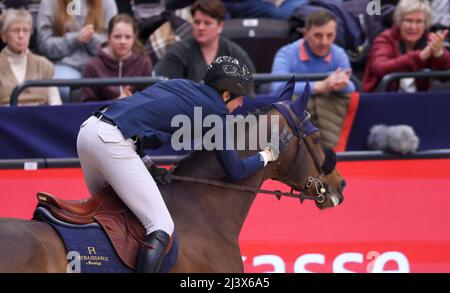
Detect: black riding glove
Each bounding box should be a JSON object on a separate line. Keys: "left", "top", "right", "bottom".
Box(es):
{"left": 141, "top": 152, "right": 171, "bottom": 185}
{"left": 135, "top": 137, "right": 146, "bottom": 158}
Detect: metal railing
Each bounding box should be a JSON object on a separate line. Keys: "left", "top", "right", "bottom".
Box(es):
{"left": 9, "top": 77, "right": 167, "bottom": 106}
{"left": 376, "top": 70, "right": 450, "bottom": 92}
{"left": 2, "top": 149, "right": 450, "bottom": 169}
{"left": 253, "top": 73, "right": 362, "bottom": 92}
{"left": 9, "top": 74, "right": 362, "bottom": 106}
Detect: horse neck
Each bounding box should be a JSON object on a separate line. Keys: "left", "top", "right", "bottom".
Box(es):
{"left": 171, "top": 151, "right": 265, "bottom": 234}
{"left": 169, "top": 109, "right": 280, "bottom": 234}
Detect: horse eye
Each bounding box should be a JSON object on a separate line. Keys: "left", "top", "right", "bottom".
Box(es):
{"left": 321, "top": 147, "right": 336, "bottom": 175}
{"left": 340, "top": 180, "right": 347, "bottom": 191}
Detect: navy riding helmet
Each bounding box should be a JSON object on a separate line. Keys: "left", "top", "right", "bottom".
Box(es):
{"left": 203, "top": 56, "right": 255, "bottom": 102}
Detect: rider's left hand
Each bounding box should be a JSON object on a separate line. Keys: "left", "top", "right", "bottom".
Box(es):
{"left": 149, "top": 165, "right": 171, "bottom": 185}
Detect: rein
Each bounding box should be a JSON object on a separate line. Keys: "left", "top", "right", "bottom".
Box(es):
{"left": 166, "top": 173, "right": 318, "bottom": 203}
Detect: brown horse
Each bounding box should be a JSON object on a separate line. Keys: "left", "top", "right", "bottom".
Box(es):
{"left": 0, "top": 84, "right": 346, "bottom": 273}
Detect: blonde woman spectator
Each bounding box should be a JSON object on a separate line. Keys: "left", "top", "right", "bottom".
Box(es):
{"left": 37, "top": 0, "right": 117, "bottom": 102}
{"left": 81, "top": 14, "right": 152, "bottom": 102}
{"left": 0, "top": 8, "right": 61, "bottom": 106}
{"left": 363, "top": 0, "right": 450, "bottom": 92}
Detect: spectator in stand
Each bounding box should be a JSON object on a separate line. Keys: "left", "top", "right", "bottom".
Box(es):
{"left": 0, "top": 0, "right": 41, "bottom": 52}
{"left": 37, "top": 0, "right": 117, "bottom": 102}
{"left": 270, "top": 10, "right": 355, "bottom": 97}
{"left": 363, "top": 0, "right": 450, "bottom": 92}
{"left": 81, "top": 14, "right": 152, "bottom": 102}
{"left": 270, "top": 10, "right": 355, "bottom": 149}
{"left": 0, "top": 8, "right": 61, "bottom": 106}
{"left": 154, "top": 0, "right": 255, "bottom": 82}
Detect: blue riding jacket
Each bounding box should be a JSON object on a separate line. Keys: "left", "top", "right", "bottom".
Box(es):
{"left": 103, "top": 79, "right": 264, "bottom": 181}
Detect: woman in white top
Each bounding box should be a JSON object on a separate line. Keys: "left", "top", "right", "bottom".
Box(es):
{"left": 0, "top": 8, "right": 61, "bottom": 106}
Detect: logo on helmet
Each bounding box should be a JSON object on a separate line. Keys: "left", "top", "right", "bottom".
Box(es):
{"left": 213, "top": 56, "right": 240, "bottom": 65}
{"left": 223, "top": 64, "right": 240, "bottom": 76}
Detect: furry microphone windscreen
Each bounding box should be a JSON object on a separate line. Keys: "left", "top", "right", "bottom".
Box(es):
{"left": 367, "top": 124, "right": 420, "bottom": 154}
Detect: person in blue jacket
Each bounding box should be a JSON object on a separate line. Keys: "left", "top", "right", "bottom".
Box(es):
{"left": 76, "top": 56, "right": 278, "bottom": 273}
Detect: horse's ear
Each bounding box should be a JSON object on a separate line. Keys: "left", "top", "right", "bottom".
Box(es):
{"left": 278, "top": 76, "right": 296, "bottom": 101}
{"left": 292, "top": 79, "right": 310, "bottom": 114}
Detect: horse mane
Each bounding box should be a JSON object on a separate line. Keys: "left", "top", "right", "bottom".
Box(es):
{"left": 171, "top": 106, "right": 278, "bottom": 179}
{"left": 171, "top": 150, "right": 217, "bottom": 177}
{"left": 247, "top": 105, "right": 274, "bottom": 116}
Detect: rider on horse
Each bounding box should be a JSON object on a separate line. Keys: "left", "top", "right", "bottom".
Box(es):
{"left": 76, "top": 56, "right": 281, "bottom": 273}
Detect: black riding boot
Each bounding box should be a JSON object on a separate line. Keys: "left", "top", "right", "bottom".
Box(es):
{"left": 136, "top": 230, "right": 170, "bottom": 273}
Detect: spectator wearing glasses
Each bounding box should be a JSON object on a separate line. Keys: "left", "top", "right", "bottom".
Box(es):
{"left": 363, "top": 0, "right": 450, "bottom": 92}
{"left": 0, "top": 8, "right": 61, "bottom": 106}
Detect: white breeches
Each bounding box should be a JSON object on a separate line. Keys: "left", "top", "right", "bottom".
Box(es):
{"left": 76, "top": 116, "right": 174, "bottom": 236}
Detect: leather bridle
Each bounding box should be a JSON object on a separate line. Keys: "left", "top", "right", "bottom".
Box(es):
{"left": 271, "top": 101, "right": 328, "bottom": 203}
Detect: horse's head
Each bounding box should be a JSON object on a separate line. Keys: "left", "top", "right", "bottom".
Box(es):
{"left": 268, "top": 77, "right": 346, "bottom": 209}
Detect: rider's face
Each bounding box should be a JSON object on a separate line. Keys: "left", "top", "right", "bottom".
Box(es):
{"left": 223, "top": 92, "right": 244, "bottom": 113}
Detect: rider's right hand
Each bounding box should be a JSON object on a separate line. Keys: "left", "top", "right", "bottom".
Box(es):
{"left": 260, "top": 125, "right": 293, "bottom": 164}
